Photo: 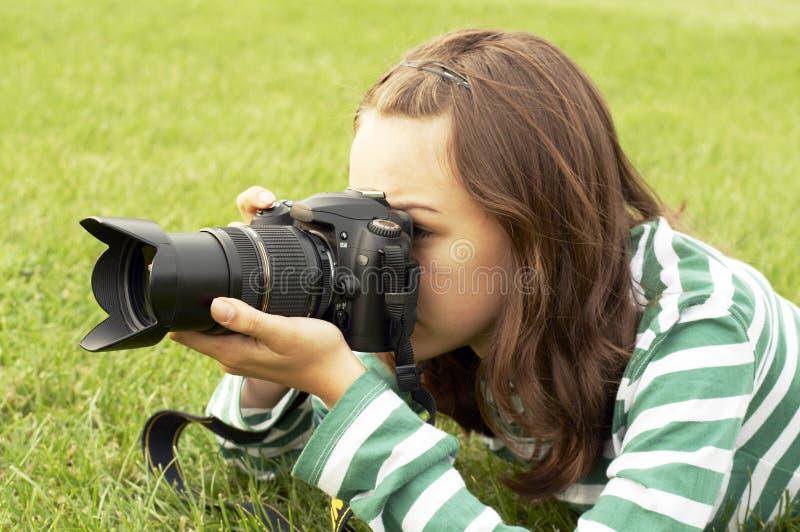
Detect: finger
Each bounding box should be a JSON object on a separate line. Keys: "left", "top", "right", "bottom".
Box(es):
{"left": 236, "top": 186, "right": 275, "bottom": 223}
{"left": 227, "top": 221, "right": 246, "bottom": 228}
{"left": 236, "top": 186, "right": 273, "bottom": 223}
{"left": 210, "top": 297, "right": 296, "bottom": 353}
{"left": 168, "top": 330, "right": 228, "bottom": 357}
{"left": 168, "top": 330, "right": 270, "bottom": 372}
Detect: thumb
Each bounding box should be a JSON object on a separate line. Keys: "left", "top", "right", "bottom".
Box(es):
{"left": 211, "top": 297, "right": 294, "bottom": 348}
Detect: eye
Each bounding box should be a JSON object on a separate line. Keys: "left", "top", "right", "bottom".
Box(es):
{"left": 413, "top": 225, "right": 433, "bottom": 240}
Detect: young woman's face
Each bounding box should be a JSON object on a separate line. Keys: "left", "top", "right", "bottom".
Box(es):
{"left": 349, "top": 111, "right": 513, "bottom": 361}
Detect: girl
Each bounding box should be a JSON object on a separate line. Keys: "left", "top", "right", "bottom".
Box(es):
{"left": 169, "top": 29, "right": 800, "bottom": 530}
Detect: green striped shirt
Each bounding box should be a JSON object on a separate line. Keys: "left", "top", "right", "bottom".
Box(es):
{"left": 206, "top": 216, "right": 800, "bottom": 530}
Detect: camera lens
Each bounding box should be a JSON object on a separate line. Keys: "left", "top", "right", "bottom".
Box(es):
{"left": 211, "top": 225, "right": 333, "bottom": 319}
{"left": 139, "top": 226, "right": 334, "bottom": 330}
{"left": 123, "top": 242, "right": 157, "bottom": 330}
{"left": 141, "top": 245, "right": 156, "bottom": 321}
{"left": 79, "top": 216, "right": 334, "bottom": 351}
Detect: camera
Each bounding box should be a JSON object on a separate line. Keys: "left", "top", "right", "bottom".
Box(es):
{"left": 79, "top": 187, "right": 420, "bottom": 353}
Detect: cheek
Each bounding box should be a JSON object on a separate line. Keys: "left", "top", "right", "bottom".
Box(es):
{"left": 413, "top": 244, "right": 507, "bottom": 335}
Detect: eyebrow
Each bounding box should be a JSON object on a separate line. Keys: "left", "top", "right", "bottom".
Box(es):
{"left": 390, "top": 202, "right": 441, "bottom": 215}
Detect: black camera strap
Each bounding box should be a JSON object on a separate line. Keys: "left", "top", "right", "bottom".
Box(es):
{"left": 327, "top": 245, "right": 440, "bottom": 531}
{"left": 381, "top": 244, "right": 437, "bottom": 422}
{"left": 142, "top": 245, "right": 435, "bottom": 531}
{"left": 141, "top": 393, "right": 316, "bottom": 531}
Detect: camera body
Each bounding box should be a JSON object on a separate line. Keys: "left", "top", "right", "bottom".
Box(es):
{"left": 80, "top": 188, "right": 420, "bottom": 353}
{"left": 243, "top": 188, "right": 419, "bottom": 350}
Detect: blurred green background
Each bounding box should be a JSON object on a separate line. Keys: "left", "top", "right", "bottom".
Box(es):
{"left": 1, "top": 0, "right": 798, "bottom": 529}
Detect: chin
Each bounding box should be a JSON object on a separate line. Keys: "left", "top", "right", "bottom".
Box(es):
{"left": 410, "top": 341, "right": 445, "bottom": 362}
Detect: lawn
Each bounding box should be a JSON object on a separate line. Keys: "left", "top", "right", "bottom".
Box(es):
{"left": 1, "top": 0, "right": 799, "bottom": 529}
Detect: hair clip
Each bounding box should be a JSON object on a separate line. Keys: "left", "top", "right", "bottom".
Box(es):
{"left": 399, "top": 60, "right": 471, "bottom": 90}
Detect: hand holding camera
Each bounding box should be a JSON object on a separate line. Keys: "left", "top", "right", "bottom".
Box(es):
{"left": 168, "top": 186, "right": 366, "bottom": 408}
{"left": 169, "top": 296, "right": 365, "bottom": 409}
{"left": 79, "top": 186, "right": 422, "bottom": 407}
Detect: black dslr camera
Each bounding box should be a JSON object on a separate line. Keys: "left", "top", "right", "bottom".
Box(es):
{"left": 79, "top": 187, "right": 420, "bottom": 355}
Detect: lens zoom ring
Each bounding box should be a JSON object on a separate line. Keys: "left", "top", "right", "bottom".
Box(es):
{"left": 251, "top": 226, "right": 315, "bottom": 316}
{"left": 220, "top": 227, "right": 263, "bottom": 310}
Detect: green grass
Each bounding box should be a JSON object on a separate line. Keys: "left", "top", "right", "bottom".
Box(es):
{"left": 1, "top": 0, "right": 799, "bottom": 529}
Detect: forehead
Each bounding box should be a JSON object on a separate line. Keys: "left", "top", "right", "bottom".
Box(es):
{"left": 349, "top": 112, "right": 453, "bottom": 204}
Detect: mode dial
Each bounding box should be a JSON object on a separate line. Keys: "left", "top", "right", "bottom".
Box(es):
{"left": 367, "top": 219, "right": 402, "bottom": 238}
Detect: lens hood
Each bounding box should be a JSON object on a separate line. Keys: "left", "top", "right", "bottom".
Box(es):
{"left": 79, "top": 217, "right": 175, "bottom": 351}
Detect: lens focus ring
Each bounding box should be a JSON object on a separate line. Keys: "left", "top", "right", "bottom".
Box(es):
{"left": 219, "top": 227, "right": 262, "bottom": 310}
{"left": 250, "top": 225, "right": 318, "bottom": 317}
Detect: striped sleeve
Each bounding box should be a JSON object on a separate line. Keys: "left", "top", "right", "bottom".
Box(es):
{"left": 205, "top": 373, "right": 314, "bottom": 479}
{"left": 204, "top": 352, "right": 416, "bottom": 480}
{"left": 291, "top": 370, "right": 527, "bottom": 531}
{"left": 577, "top": 311, "right": 755, "bottom": 531}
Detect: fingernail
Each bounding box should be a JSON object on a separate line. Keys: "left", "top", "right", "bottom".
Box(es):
{"left": 257, "top": 192, "right": 275, "bottom": 207}
{"left": 212, "top": 298, "right": 234, "bottom": 323}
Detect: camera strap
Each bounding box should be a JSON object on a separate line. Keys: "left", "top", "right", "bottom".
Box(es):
{"left": 141, "top": 392, "right": 326, "bottom": 531}
{"left": 142, "top": 244, "right": 435, "bottom": 531}
{"left": 331, "top": 245, "right": 438, "bottom": 532}
{"left": 381, "top": 245, "right": 437, "bottom": 422}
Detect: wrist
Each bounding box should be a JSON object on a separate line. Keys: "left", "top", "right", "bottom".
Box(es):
{"left": 317, "top": 349, "right": 367, "bottom": 410}
{"left": 240, "top": 378, "right": 290, "bottom": 409}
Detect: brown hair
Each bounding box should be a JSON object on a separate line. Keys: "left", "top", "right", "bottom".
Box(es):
{"left": 356, "top": 29, "right": 665, "bottom": 499}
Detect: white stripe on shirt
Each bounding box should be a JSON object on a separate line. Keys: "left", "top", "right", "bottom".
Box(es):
{"left": 607, "top": 446, "right": 733, "bottom": 476}
{"left": 577, "top": 517, "right": 621, "bottom": 532}
{"left": 634, "top": 328, "right": 657, "bottom": 352}
{"left": 738, "top": 299, "right": 799, "bottom": 447}
{"left": 768, "top": 472, "right": 800, "bottom": 523}
{"left": 368, "top": 514, "right": 387, "bottom": 532}
{"left": 630, "top": 223, "right": 652, "bottom": 308}
{"left": 677, "top": 256, "right": 734, "bottom": 323}
{"left": 401, "top": 468, "right": 465, "bottom": 531}
{"left": 735, "top": 299, "right": 800, "bottom": 526}
{"left": 734, "top": 259, "right": 780, "bottom": 390}
{"left": 317, "top": 390, "right": 404, "bottom": 496}
{"left": 617, "top": 377, "right": 636, "bottom": 415}
{"left": 738, "top": 399, "right": 800, "bottom": 527}
{"left": 622, "top": 339, "right": 753, "bottom": 416}
{"left": 623, "top": 395, "right": 751, "bottom": 449}
{"left": 350, "top": 423, "right": 449, "bottom": 505}
{"left": 374, "top": 424, "right": 448, "bottom": 485}
{"left": 653, "top": 216, "right": 683, "bottom": 333}
{"left": 632, "top": 341, "right": 754, "bottom": 402}
{"left": 602, "top": 476, "right": 713, "bottom": 528}
{"left": 464, "top": 507, "right": 503, "bottom": 532}
{"left": 726, "top": 259, "right": 767, "bottom": 351}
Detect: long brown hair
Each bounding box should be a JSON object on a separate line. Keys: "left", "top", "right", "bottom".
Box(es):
{"left": 356, "top": 29, "right": 665, "bottom": 499}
